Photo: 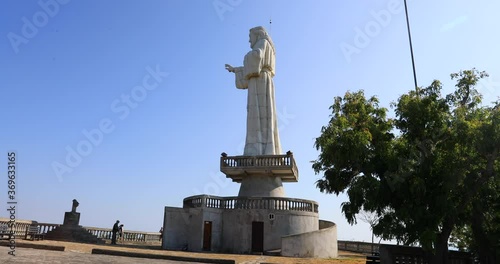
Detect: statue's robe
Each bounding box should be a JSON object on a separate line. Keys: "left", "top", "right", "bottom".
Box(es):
{"left": 233, "top": 38, "right": 282, "bottom": 156}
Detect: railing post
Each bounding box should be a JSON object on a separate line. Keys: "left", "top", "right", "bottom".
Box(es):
{"left": 201, "top": 196, "right": 207, "bottom": 208}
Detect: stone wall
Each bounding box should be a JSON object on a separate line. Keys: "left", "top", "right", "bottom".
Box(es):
{"left": 379, "top": 245, "right": 473, "bottom": 264}
{"left": 281, "top": 222, "right": 338, "bottom": 258}
{"left": 201, "top": 208, "right": 223, "bottom": 252}
{"left": 220, "top": 208, "right": 318, "bottom": 253}
{"left": 163, "top": 206, "right": 320, "bottom": 254}
{"left": 163, "top": 207, "right": 189, "bottom": 250}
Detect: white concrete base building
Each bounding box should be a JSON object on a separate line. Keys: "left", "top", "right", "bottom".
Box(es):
{"left": 162, "top": 154, "right": 338, "bottom": 258}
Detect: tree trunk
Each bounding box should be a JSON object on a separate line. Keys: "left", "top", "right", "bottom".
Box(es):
{"left": 429, "top": 219, "right": 453, "bottom": 264}
{"left": 371, "top": 231, "right": 374, "bottom": 253}
{"left": 429, "top": 236, "right": 449, "bottom": 264}
{"left": 471, "top": 201, "right": 498, "bottom": 264}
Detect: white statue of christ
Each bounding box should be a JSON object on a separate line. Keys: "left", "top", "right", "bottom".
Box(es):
{"left": 225, "top": 26, "right": 282, "bottom": 156}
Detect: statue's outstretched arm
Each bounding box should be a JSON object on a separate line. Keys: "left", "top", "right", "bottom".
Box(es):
{"left": 225, "top": 64, "right": 235, "bottom": 73}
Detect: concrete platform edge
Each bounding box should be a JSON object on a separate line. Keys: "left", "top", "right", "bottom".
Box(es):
{"left": 0, "top": 240, "right": 65, "bottom": 251}
{"left": 91, "top": 248, "right": 235, "bottom": 264}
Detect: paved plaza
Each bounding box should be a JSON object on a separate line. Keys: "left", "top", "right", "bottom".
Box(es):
{"left": 0, "top": 240, "right": 364, "bottom": 264}
{"left": 0, "top": 247, "right": 210, "bottom": 264}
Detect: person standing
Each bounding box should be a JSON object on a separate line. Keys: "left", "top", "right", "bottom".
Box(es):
{"left": 119, "top": 224, "right": 124, "bottom": 242}
{"left": 111, "top": 220, "right": 120, "bottom": 245}
{"left": 159, "top": 227, "right": 163, "bottom": 241}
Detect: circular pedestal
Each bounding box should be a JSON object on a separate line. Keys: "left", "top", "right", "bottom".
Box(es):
{"left": 238, "top": 176, "right": 285, "bottom": 197}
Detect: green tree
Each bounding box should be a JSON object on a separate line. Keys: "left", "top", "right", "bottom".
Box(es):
{"left": 313, "top": 69, "right": 499, "bottom": 264}
{"left": 451, "top": 99, "right": 500, "bottom": 263}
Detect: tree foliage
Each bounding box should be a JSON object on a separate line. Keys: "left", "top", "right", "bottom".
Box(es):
{"left": 313, "top": 69, "right": 499, "bottom": 263}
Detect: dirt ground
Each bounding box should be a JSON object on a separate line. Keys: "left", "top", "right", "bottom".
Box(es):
{"left": 12, "top": 239, "right": 366, "bottom": 264}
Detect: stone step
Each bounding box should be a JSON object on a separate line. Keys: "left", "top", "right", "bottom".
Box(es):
{"left": 264, "top": 249, "right": 281, "bottom": 256}
{"left": 45, "top": 225, "right": 105, "bottom": 244}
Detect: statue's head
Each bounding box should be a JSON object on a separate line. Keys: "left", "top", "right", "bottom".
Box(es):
{"left": 249, "top": 26, "right": 275, "bottom": 53}
{"left": 250, "top": 26, "right": 267, "bottom": 37}
{"left": 249, "top": 26, "right": 268, "bottom": 46}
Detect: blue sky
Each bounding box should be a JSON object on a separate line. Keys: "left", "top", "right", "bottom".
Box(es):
{"left": 1, "top": 0, "right": 499, "bottom": 243}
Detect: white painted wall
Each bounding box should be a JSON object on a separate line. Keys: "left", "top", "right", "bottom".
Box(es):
{"left": 281, "top": 223, "right": 338, "bottom": 258}
{"left": 163, "top": 201, "right": 334, "bottom": 258}
{"left": 221, "top": 209, "right": 318, "bottom": 253}
{"left": 163, "top": 207, "right": 189, "bottom": 250}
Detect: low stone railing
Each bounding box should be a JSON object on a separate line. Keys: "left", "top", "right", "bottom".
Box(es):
{"left": 337, "top": 240, "right": 380, "bottom": 254}
{"left": 0, "top": 218, "right": 160, "bottom": 242}
{"left": 0, "top": 218, "right": 34, "bottom": 237}
{"left": 0, "top": 218, "right": 59, "bottom": 238}
{"left": 85, "top": 226, "right": 161, "bottom": 242}
{"left": 183, "top": 195, "right": 319, "bottom": 213}
{"left": 36, "top": 222, "right": 59, "bottom": 234}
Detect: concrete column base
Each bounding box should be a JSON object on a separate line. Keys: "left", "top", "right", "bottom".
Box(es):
{"left": 238, "top": 176, "right": 285, "bottom": 197}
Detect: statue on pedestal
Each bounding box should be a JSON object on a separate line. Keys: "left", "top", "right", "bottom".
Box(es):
{"left": 45, "top": 198, "right": 104, "bottom": 244}
{"left": 224, "top": 26, "right": 286, "bottom": 197}
{"left": 225, "top": 26, "right": 282, "bottom": 156}
{"left": 63, "top": 199, "right": 80, "bottom": 226}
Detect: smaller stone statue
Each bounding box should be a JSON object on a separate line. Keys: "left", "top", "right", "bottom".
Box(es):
{"left": 71, "top": 199, "right": 79, "bottom": 213}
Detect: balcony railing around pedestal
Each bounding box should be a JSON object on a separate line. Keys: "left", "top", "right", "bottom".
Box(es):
{"left": 222, "top": 155, "right": 294, "bottom": 167}
{"left": 183, "top": 195, "right": 318, "bottom": 213}
{"left": 220, "top": 153, "right": 299, "bottom": 182}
